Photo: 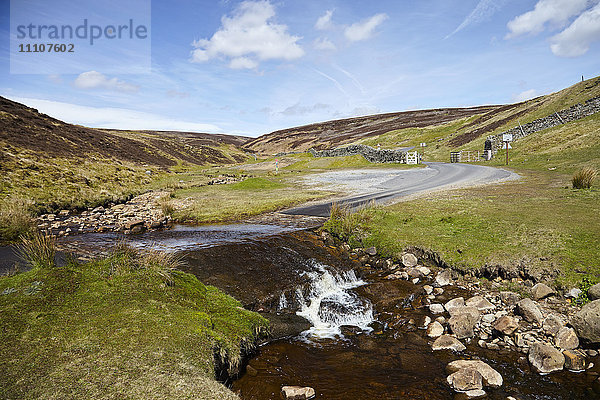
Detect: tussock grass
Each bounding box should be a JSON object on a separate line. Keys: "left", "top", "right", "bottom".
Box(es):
{"left": 15, "top": 231, "right": 55, "bottom": 269}
{"left": 0, "top": 196, "right": 34, "bottom": 241}
{"left": 572, "top": 167, "right": 597, "bottom": 189}
{"left": 323, "top": 201, "right": 377, "bottom": 247}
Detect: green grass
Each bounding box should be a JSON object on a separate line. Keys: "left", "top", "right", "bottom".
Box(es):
{"left": 0, "top": 246, "right": 268, "bottom": 400}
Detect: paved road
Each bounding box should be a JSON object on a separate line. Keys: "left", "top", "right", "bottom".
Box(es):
{"left": 282, "top": 162, "right": 517, "bottom": 217}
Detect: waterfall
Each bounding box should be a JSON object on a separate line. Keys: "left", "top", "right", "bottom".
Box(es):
{"left": 295, "top": 261, "right": 374, "bottom": 339}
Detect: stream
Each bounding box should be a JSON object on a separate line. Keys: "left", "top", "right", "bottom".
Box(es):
{"left": 45, "top": 224, "right": 600, "bottom": 399}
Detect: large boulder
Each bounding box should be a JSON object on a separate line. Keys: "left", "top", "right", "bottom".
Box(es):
{"left": 401, "top": 253, "right": 418, "bottom": 267}
{"left": 542, "top": 314, "right": 565, "bottom": 336}
{"left": 531, "top": 283, "right": 555, "bottom": 300}
{"left": 447, "top": 368, "right": 483, "bottom": 392}
{"left": 515, "top": 298, "right": 544, "bottom": 326}
{"left": 465, "top": 296, "right": 495, "bottom": 312}
{"left": 446, "top": 360, "right": 503, "bottom": 388}
{"left": 432, "top": 335, "right": 466, "bottom": 352}
{"left": 448, "top": 307, "right": 481, "bottom": 339}
{"left": 435, "top": 270, "right": 453, "bottom": 287}
{"left": 563, "top": 349, "right": 587, "bottom": 372}
{"left": 493, "top": 315, "right": 519, "bottom": 335}
{"left": 499, "top": 291, "right": 521, "bottom": 306}
{"left": 555, "top": 327, "right": 579, "bottom": 350}
{"left": 528, "top": 342, "right": 565, "bottom": 374}
{"left": 571, "top": 299, "right": 600, "bottom": 343}
{"left": 445, "top": 297, "right": 466, "bottom": 313}
{"left": 588, "top": 283, "right": 600, "bottom": 301}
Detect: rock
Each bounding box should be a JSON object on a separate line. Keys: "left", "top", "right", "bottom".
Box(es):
{"left": 589, "top": 283, "right": 600, "bottom": 301}
{"left": 124, "top": 219, "right": 145, "bottom": 230}
{"left": 499, "top": 291, "right": 521, "bottom": 306}
{"left": 427, "top": 321, "right": 444, "bottom": 338}
{"left": 447, "top": 368, "right": 483, "bottom": 392}
{"left": 423, "top": 285, "right": 433, "bottom": 295}
{"left": 456, "top": 389, "right": 487, "bottom": 399}
{"left": 449, "top": 307, "right": 481, "bottom": 339}
{"left": 531, "top": 283, "right": 555, "bottom": 300}
{"left": 563, "top": 349, "right": 587, "bottom": 372}
{"left": 281, "top": 386, "right": 315, "bottom": 400}
{"left": 465, "top": 296, "right": 495, "bottom": 312}
{"left": 493, "top": 315, "right": 519, "bottom": 335}
{"left": 542, "top": 314, "right": 565, "bottom": 336}
{"left": 445, "top": 297, "right": 466, "bottom": 313}
{"left": 434, "top": 270, "right": 453, "bottom": 287}
{"left": 246, "top": 365, "right": 258, "bottom": 376}
{"left": 416, "top": 266, "right": 431, "bottom": 276}
{"left": 401, "top": 253, "right": 418, "bottom": 267}
{"left": 429, "top": 304, "right": 445, "bottom": 314}
{"left": 555, "top": 327, "right": 579, "bottom": 350}
{"left": 528, "top": 342, "right": 565, "bottom": 374}
{"left": 515, "top": 298, "right": 544, "bottom": 326}
{"left": 365, "top": 246, "right": 377, "bottom": 256}
{"left": 407, "top": 268, "right": 424, "bottom": 279}
{"left": 565, "top": 288, "right": 583, "bottom": 299}
{"left": 432, "top": 335, "right": 466, "bottom": 351}
{"left": 571, "top": 299, "right": 600, "bottom": 344}
{"left": 446, "top": 360, "right": 503, "bottom": 388}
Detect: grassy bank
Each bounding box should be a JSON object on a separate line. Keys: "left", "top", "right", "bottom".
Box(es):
{"left": 0, "top": 239, "right": 268, "bottom": 399}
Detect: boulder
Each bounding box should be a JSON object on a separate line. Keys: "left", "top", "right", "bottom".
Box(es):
{"left": 446, "top": 360, "right": 503, "bottom": 388}
{"left": 365, "top": 246, "right": 377, "bottom": 256}
{"left": 563, "top": 349, "right": 587, "bottom": 372}
{"left": 427, "top": 321, "right": 444, "bottom": 338}
{"left": 465, "top": 296, "right": 495, "bottom": 312}
{"left": 435, "top": 270, "right": 453, "bottom": 287}
{"left": 281, "top": 386, "right": 316, "bottom": 400}
{"left": 446, "top": 368, "right": 483, "bottom": 392}
{"left": 445, "top": 297, "right": 466, "bottom": 314}
{"left": 407, "top": 268, "right": 424, "bottom": 279}
{"left": 542, "top": 314, "right": 565, "bottom": 336}
{"left": 401, "top": 253, "right": 418, "bottom": 267}
{"left": 429, "top": 304, "right": 445, "bottom": 314}
{"left": 528, "top": 342, "right": 565, "bottom": 374}
{"left": 449, "top": 307, "right": 481, "bottom": 339}
{"left": 515, "top": 298, "right": 543, "bottom": 326}
{"left": 415, "top": 266, "right": 431, "bottom": 276}
{"left": 589, "top": 283, "right": 600, "bottom": 301}
{"left": 565, "top": 288, "right": 582, "bottom": 299}
{"left": 431, "top": 335, "right": 466, "bottom": 351}
{"left": 571, "top": 299, "right": 600, "bottom": 343}
{"left": 531, "top": 283, "right": 556, "bottom": 300}
{"left": 493, "top": 315, "right": 519, "bottom": 335}
{"left": 499, "top": 291, "right": 521, "bottom": 306}
{"left": 456, "top": 389, "right": 487, "bottom": 399}
{"left": 554, "top": 327, "right": 579, "bottom": 350}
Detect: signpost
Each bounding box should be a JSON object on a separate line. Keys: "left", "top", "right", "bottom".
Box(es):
{"left": 420, "top": 142, "right": 426, "bottom": 160}
{"left": 502, "top": 133, "right": 513, "bottom": 165}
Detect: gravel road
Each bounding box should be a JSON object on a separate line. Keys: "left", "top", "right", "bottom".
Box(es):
{"left": 283, "top": 162, "right": 519, "bottom": 217}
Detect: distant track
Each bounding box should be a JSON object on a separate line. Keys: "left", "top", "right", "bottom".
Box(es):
{"left": 282, "top": 162, "right": 517, "bottom": 217}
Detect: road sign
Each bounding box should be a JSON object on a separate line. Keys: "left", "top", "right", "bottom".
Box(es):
{"left": 502, "top": 133, "right": 513, "bottom": 142}
{"left": 420, "top": 143, "right": 426, "bottom": 147}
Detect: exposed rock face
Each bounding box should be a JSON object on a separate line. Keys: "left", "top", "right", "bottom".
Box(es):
{"left": 555, "top": 327, "right": 579, "bottom": 350}
{"left": 431, "top": 335, "right": 466, "bottom": 351}
{"left": 571, "top": 299, "right": 600, "bottom": 344}
{"left": 446, "top": 360, "right": 503, "bottom": 388}
{"left": 528, "top": 342, "right": 565, "bottom": 374}
{"left": 531, "top": 283, "right": 555, "bottom": 300}
{"left": 588, "top": 283, "right": 600, "bottom": 301}
{"left": 515, "top": 298, "right": 544, "bottom": 326}
{"left": 447, "top": 368, "right": 483, "bottom": 392}
{"left": 281, "top": 386, "right": 316, "bottom": 400}
{"left": 493, "top": 315, "right": 519, "bottom": 335}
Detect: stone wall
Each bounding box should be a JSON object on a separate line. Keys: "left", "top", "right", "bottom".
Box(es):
{"left": 308, "top": 144, "right": 407, "bottom": 163}
{"left": 485, "top": 96, "right": 600, "bottom": 153}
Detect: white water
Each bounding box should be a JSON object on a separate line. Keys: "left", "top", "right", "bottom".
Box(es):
{"left": 293, "top": 261, "right": 374, "bottom": 339}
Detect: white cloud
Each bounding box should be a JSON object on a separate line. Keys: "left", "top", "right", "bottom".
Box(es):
{"left": 446, "top": 0, "right": 508, "bottom": 39}
{"left": 190, "top": 0, "right": 304, "bottom": 69}
{"left": 506, "top": 0, "right": 593, "bottom": 38}
{"left": 73, "top": 71, "right": 139, "bottom": 93}
{"left": 512, "top": 89, "right": 538, "bottom": 102}
{"left": 279, "top": 103, "right": 332, "bottom": 116}
{"left": 8, "top": 96, "right": 222, "bottom": 133}
{"left": 344, "top": 13, "right": 388, "bottom": 42}
{"left": 315, "top": 10, "right": 334, "bottom": 30}
{"left": 313, "top": 37, "right": 336, "bottom": 51}
{"left": 551, "top": 3, "right": 600, "bottom": 57}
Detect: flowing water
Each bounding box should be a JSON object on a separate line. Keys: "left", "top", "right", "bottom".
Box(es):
{"left": 52, "top": 224, "right": 600, "bottom": 399}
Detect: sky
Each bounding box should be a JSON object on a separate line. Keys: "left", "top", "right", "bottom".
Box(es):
{"left": 1, "top": 0, "right": 599, "bottom": 137}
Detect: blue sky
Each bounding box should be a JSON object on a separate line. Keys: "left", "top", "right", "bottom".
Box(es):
{"left": 1, "top": 0, "right": 599, "bottom": 137}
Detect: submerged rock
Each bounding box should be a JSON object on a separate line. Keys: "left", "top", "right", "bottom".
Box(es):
{"left": 447, "top": 368, "right": 483, "bottom": 392}
{"left": 281, "top": 386, "right": 316, "bottom": 400}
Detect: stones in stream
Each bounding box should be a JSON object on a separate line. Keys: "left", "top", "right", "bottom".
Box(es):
{"left": 281, "top": 385, "right": 315, "bottom": 400}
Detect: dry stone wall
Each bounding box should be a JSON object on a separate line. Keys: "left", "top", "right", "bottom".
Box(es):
{"left": 485, "top": 96, "right": 600, "bottom": 153}
{"left": 308, "top": 144, "right": 407, "bottom": 163}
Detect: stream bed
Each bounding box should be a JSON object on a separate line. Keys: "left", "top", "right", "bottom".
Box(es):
{"left": 52, "top": 223, "right": 600, "bottom": 399}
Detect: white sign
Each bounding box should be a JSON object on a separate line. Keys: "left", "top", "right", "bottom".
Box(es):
{"left": 503, "top": 133, "right": 513, "bottom": 142}
{"left": 420, "top": 142, "right": 426, "bottom": 147}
